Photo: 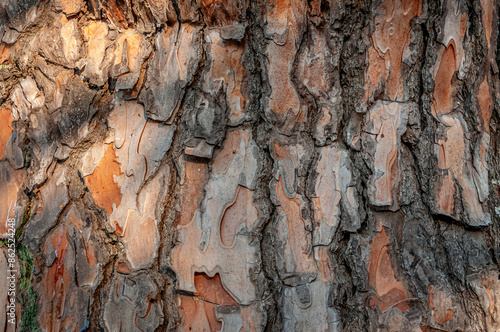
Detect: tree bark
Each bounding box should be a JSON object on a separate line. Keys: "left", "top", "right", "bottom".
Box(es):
{"left": 0, "top": 0, "right": 500, "bottom": 331}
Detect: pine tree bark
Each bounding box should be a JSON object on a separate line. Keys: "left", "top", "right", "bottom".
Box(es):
{"left": 1, "top": 0, "right": 500, "bottom": 331}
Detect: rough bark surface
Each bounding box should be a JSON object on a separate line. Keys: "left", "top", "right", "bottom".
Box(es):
{"left": 1, "top": 0, "right": 500, "bottom": 331}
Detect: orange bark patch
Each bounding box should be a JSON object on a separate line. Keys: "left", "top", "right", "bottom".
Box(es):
{"left": 315, "top": 246, "right": 332, "bottom": 283}
{"left": 116, "top": 261, "right": 132, "bottom": 274}
{"left": 365, "top": 46, "right": 387, "bottom": 101}
{"left": 40, "top": 207, "right": 96, "bottom": 331}
{"left": 368, "top": 228, "right": 410, "bottom": 313}
{"left": 102, "top": 0, "right": 129, "bottom": 29}
{"left": 436, "top": 174, "right": 455, "bottom": 217}
{"left": 59, "top": 0, "right": 83, "bottom": 16}
{"left": 183, "top": 273, "right": 238, "bottom": 329}
{"left": 179, "top": 295, "right": 221, "bottom": 331}
{"left": 194, "top": 273, "right": 238, "bottom": 306}
{"left": 0, "top": 106, "right": 13, "bottom": 159}
{"left": 113, "top": 221, "right": 123, "bottom": 235}
{"left": 486, "top": 288, "right": 494, "bottom": 315}
{"left": 433, "top": 44, "right": 456, "bottom": 115}
{"left": 266, "top": 0, "right": 293, "bottom": 34}
{"left": 199, "top": 0, "right": 244, "bottom": 25}
{"left": 478, "top": 76, "right": 491, "bottom": 133}
{"left": 428, "top": 285, "right": 455, "bottom": 325}
{"left": 61, "top": 0, "right": 83, "bottom": 15}
{"left": 367, "top": 0, "right": 422, "bottom": 101}
{"left": 0, "top": 43, "right": 11, "bottom": 63}
{"left": 480, "top": 0, "right": 493, "bottom": 49}
{"left": 86, "top": 144, "right": 123, "bottom": 214}
{"left": 81, "top": 21, "right": 108, "bottom": 83}
{"left": 86, "top": 244, "right": 97, "bottom": 268}
{"left": 265, "top": 0, "right": 305, "bottom": 133}
{"left": 0, "top": 166, "right": 24, "bottom": 236}
{"left": 40, "top": 218, "right": 72, "bottom": 331}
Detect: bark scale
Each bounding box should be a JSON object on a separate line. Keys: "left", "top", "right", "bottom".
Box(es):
{"left": 0, "top": 0, "right": 499, "bottom": 331}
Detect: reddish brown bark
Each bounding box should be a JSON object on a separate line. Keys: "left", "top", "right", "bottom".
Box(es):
{"left": 0, "top": 0, "right": 500, "bottom": 331}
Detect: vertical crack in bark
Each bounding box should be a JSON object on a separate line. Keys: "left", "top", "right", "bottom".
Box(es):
{"left": 1, "top": 0, "right": 499, "bottom": 330}
{"left": 246, "top": 0, "right": 281, "bottom": 329}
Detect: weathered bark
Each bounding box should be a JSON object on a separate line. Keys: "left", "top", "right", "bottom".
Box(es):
{"left": 0, "top": 0, "right": 500, "bottom": 331}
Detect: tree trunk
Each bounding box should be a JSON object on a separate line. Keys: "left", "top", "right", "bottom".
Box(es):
{"left": 1, "top": 0, "right": 500, "bottom": 330}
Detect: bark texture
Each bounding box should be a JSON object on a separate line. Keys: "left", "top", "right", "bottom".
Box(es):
{"left": 1, "top": 0, "right": 500, "bottom": 331}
